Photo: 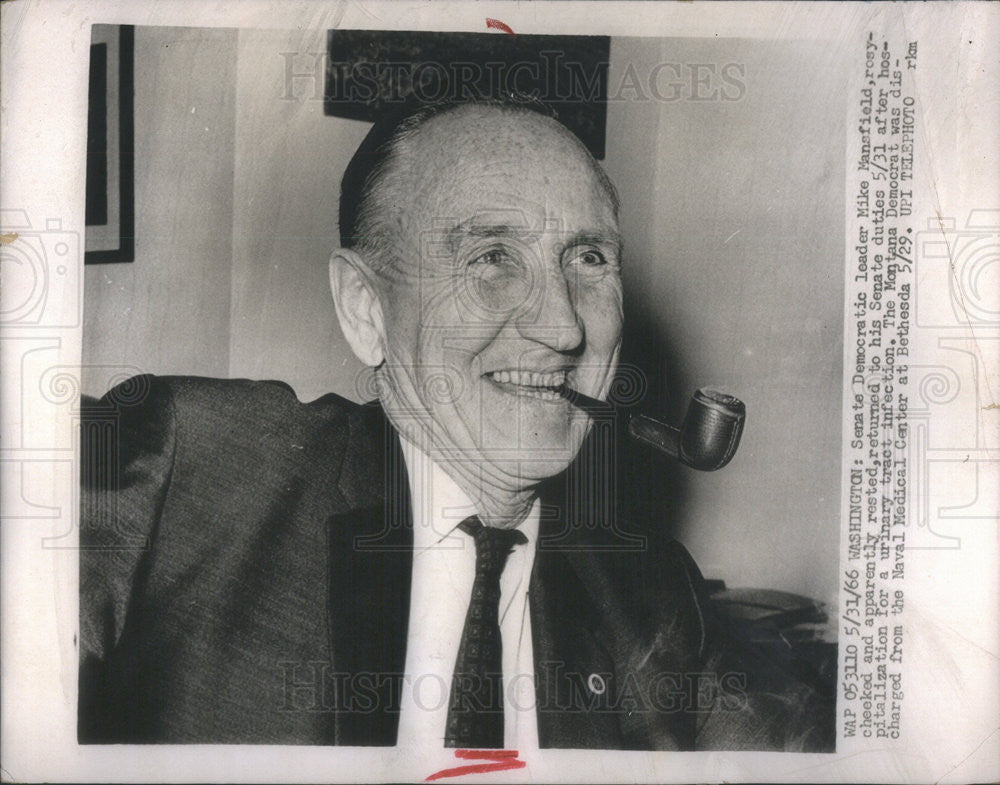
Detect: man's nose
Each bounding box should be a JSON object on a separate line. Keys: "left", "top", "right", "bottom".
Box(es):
{"left": 515, "top": 266, "right": 584, "bottom": 352}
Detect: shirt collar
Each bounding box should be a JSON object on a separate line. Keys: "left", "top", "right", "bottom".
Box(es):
{"left": 398, "top": 434, "right": 540, "bottom": 552}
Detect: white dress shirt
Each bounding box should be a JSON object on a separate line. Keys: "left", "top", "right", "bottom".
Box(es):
{"left": 395, "top": 435, "right": 540, "bottom": 751}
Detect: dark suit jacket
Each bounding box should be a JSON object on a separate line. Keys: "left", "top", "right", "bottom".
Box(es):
{"left": 79, "top": 375, "right": 833, "bottom": 750}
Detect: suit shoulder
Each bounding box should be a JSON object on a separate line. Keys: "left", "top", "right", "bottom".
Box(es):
{"left": 162, "top": 374, "right": 359, "bottom": 421}
{"left": 83, "top": 374, "right": 367, "bottom": 477}
{"left": 634, "top": 534, "right": 710, "bottom": 605}
{"left": 90, "top": 374, "right": 361, "bottom": 428}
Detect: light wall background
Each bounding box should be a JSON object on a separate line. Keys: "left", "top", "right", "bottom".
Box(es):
{"left": 82, "top": 28, "right": 846, "bottom": 602}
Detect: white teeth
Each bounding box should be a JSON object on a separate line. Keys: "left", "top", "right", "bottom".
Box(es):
{"left": 490, "top": 369, "right": 567, "bottom": 389}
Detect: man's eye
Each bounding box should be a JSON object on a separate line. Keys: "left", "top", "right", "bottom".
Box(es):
{"left": 471, "top": 249, "right": 509, "bottom": 265}
{"left": 574, "top": 249, "right": 607, "bottom": 266}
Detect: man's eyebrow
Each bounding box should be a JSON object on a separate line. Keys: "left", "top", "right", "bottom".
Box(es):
{"left": 444, "top": 223, "right": 622, "bottom": 253}
{"left": 562, "top": 230, "right": 623, "bottom": 251}
{"left": 445, "top": 223, "right": 540, "bottom": 250}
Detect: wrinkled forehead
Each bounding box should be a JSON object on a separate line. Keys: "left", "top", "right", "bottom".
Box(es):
{"left": 388, "top": 106, "right": 618, "bottom": 239}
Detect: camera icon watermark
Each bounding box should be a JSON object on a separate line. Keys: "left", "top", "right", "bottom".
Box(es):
{"left": 0, "top": 209, "right": 81, "bottom": 328}
{"left": 914, "top": 209, "right": 999, "bottom": 328}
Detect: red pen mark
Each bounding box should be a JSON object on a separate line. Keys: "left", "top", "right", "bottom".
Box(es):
{"left": 485, "top": 18, "right": 515, "bottom": 35}
{"left": 425, "top": 749, "right": 526, "bottom": 781}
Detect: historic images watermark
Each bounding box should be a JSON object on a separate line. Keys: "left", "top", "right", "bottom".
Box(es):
{"left": 276, "top": 662, "right": 749, "bottom": 715}
{"left": 279, "top": 51, "right": 747, "bottom": 105}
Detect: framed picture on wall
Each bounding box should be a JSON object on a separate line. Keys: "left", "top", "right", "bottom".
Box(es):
{"left": 84, "top": 24, "right": 134, "bottom": 264}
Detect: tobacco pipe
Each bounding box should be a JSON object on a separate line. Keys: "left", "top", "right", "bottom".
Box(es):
{"left": 558, "top": 385, "right": 746, "bottom": 471}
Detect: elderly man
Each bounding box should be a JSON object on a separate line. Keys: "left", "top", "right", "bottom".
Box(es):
{"left": 79, "top": 98, "right": 832, "bottom": 750}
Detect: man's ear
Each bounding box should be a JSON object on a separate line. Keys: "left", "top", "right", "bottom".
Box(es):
{"left": 328, "top": 249, "right": 386, "bottom": 367}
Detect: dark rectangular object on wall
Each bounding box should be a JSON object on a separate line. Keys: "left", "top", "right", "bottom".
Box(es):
{"left": 324, "top": 30, "right": 609, "bottom": 159}
{"left": 85, "top": 43, "right": 109, "bottom": 226}
{"left": 85, "top": 24, "right": 135, "bottom": 265}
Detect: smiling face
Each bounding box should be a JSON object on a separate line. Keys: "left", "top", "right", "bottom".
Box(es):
{"left": 359, "top": 105, "right": 623, "bottom": 490}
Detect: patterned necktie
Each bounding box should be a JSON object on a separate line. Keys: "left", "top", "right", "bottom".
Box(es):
{"left": 444, "top": 515, "right": 527, "bottom": 749}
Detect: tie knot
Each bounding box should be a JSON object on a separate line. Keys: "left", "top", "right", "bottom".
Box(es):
{"left": 458, "top": 515, "right": 527, "bottom": 578}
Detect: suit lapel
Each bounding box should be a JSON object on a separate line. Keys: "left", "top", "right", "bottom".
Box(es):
{"left": 530, "top": 531, "right": 623, "bottom": 749}
{"left": 529, "top": 465, "right": 702, "bottom": 750}
{"left": 326, "top": 403, "right": 413, "bottom": 746}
